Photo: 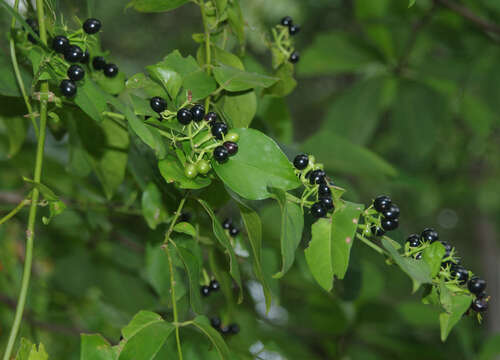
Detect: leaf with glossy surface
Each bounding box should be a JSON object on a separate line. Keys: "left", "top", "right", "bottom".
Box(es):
{"left": 159, "top": 155, "right": 211, "bottom": 189}
{"left": 213, "top": 128, "right": 300, "bottom": 200}
{"left": 222, "top": 90, "right": 256, "bottom": 128}
{"left": 305, "top": 218, "right": 333, "bottom": 291}
{"left": 213, "top": 65, "right": 278, "bottom": 92}
{"left": 422, "top": 241, "right": 446, "bottom": 278}
{"left": 75, "top": 79, "right": 112, "bottom": 123}
{"left": 173, "top": 221, "right": 197, "bottom": 237}
{"left": 191, "top": 316, "right": 231, "bottom": 360}
{"left": 146, "top": 63, "right": 182, "bottom": 99}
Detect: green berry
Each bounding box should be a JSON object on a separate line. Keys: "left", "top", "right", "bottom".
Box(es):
{"left": 197, "top": 160, "right": 211, "bottom": 175}
{"left": 185, "top": 164, "right": 198, "bottom": 179}
{"left": 225, "top": 131, "right": 239, "bottom": 142}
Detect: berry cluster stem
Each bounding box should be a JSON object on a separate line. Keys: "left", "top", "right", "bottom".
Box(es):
{"left": 3, "top": 1, "right": 49, "bottom": 358}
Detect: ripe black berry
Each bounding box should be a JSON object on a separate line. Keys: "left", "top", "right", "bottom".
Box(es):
{"left": 52, "top": 35, "right": 69, "bottom": 53}
{"left": 318, "top": 183, "right": 331, "bottom": 197}
{"left": 319, "top": 197, "right": 334, "bottom": 212}
{"left": 178, "top": 212, "right": 191, "bottom": 223}
{"left": 213, "top": 146, "right": 229, "bottom": 164}
{"left": 200, "top": 285, "right": 210, "bottom": 297}
{"left": 289, "top": 51, "right": 300, "bottom": 64}
{"left": 451, "top": 265, "right": 469, "bottom": 285}
{"left": 59, "top": 80, "right": 77, "bottom": 97}
{"left": 190, "top": 104, "right": 205, "bottom": 122}
{"left": 229, "top": 323, "right": 240, "bottom": 335}
{"left": 421, "top": 228, "right": 439, "bottom": 243}
{"left": 222, "top": 218, "right": 232, "bottom": 230}
{"left": 293, "top": 154, "right": 308, "bottom": 170}
{"left": 281, "top": 16, "right": 293, "bottom": 27}
{"left": 311, "top": 202, "right": 327, "bottom": 218}
{"left": 414, "top": 252, "right": 423, "bottom": 260}
{"left": 223, "top": 141, "right": 238, "bottom": 156}
{"left": 211, "top": 122, "right": 228, "bottom": 140}
{"left": 220, "top": 325, "right": 231, "bottom": 335}
{"left": 382, "top": 204, "right": 400, "bottom": 220}
{"left": 468, "top": 276, "right": 486, "bottom": 295}
{"left": 64, "top": 45, "right": 84, "bottom": 63}
{"left": 289, "top": 24, "right": 300, "bottom": 35}
{"left": 205, "top": 111, "right": 218, "bottom": 124}
{"left": 440, "top": 241, "right": 452, "bottom": 258}
{"left": 103, "top": 63, "right": 119, "bottom": 78}
{"left": 83, "top": 18, "right": 101, "bottom": 34}
{"left": 81, "top": 50, "right": 89, "bottom": 64}
{"left": 67, "top": 65, "right": 85, "bottom": 81}
{"left": 210, "top": 317, "right": 221, "bottom": 329}
{"left": 92, "top": 56, "right": 106, "bottom": 70}
{"left": 371, "top": 226, "right": 385, "bottom": 237}
{"left": 373, "top": 195, "right": 391, "bottom": 212}
{"left": 406, "top": 234, "right": 421, "bottom": 248}
{"left": 150, "top": 97, "right": 167, "bottom": 113}
{"left": 381, "top": 218, "right": 399, "bottom": 231}
{"left": 177, "top": 108, "right": 192, "bottom": 125}
{"left": 471, "top": 298, "right": 488, "bottom": 312}
{"left": 210, "top": 280, "right": 220, "bottom": 292}
{"left": 229, "top": 226, "right": 240, "bottom": 237}
{"left": 309, "top": 170, "right": 326, "bottom": 185}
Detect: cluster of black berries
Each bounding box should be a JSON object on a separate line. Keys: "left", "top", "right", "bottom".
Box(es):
{"left": 210, "top": 317, "right": 240, "bottom": 336}
{"left": 222, "top": 218, "right": 240, "bottom": 237}
{"left": 280, "top": 16, "right": 301, "bottom": 64}
{"left": 92, "top": 56, "right": 119, "bottom": 78}
{"left": 406, "top": 229, "right": 489, "bottom": 313}
{"left": 200, "top": 279, "right": 220, "bottom": 297}
{"left": 371, "top": 195, "right": 400, "bottom": 236}
{"left": 293, "top": 154, "right": 334, "bottom": 219}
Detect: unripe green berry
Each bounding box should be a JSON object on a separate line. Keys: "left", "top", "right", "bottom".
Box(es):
{"left": 185, "top": 164, "right": 198, "bottom": 179}
{"left": 197, "top": 160, "right": 211, "bottom": 175}
{"left": 225, "top": 131, "right": 239, "bottom": 142}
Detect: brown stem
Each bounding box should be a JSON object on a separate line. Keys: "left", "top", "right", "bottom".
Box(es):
{"left": 436, "top": 0, "right": 500, "bottom": 34}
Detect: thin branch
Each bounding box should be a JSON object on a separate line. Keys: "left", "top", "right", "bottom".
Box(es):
{"left": 436, "top": 0, "right": 500, "bottom": 34}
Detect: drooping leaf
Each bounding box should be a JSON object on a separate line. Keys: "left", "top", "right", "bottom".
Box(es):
{"left": 80, "top": 334, "right": 118, "bottom": 360}
{"left": 439, "top": 294, "right": 473, "bottom": 342}
{"left": 213, "top": 128, "right": 300, "bottom": 200}
{"left": 263, "top": 62, "right": 297, "bottom": 97}
{"left": 191, "top": 316, "right": 231, "bottom": 360}
{"left": 159, "top": 155, "right": 211, "bottom": 189}
{"left": 213, "top": 65, "right": 278, "bottom": 92}
{"left": 74, "top": 79, "right": 113, "bottom": 123}
{"left": 305, "top": 218, "right": 334, "bottom": 291}
{"left": 0, "top": 52, "right": 32, "bottom": 97}
{"left": 141, "top": 182, "right": 168, "bottom": 229}
{"left": 0, "top": 110, "right": 28, "bottom": 157}
{"left": 175, "top": 243, "right": 203, "bottom": 314}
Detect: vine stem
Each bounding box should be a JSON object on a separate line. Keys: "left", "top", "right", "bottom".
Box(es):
{"left": 200, "top": 1, "right": 212, "bottom": 111}
{"left": 162, "top": 194, "right": 188, "bottom": 360}
{"left": 3, "top": 0, "right": 49, "bottom": 358}
{"left": 0, "top": 197, "right": 29, "bottom": 226}
{"left": 9, "top": 0, "right": 39, "bottom": 137}
{"left": 355, "top": 233, "right": 387, "bottom": 256}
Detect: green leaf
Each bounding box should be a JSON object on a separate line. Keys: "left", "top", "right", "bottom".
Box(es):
{"left": 159, "top": 155, "right": 211, "bottom": 189}
{"left": 198, "top": 199, "right": 243, "bottom": 303}
{"left": 15, "top": 338, "right": 48, "bottom": 360}
{"left": 175, "top": 244, "right": 203, "bottom": 314}
{"left": 212, "top": 46, "right": 244, "bottom": 69}
{"left": 257, "top": 96, "right": 292, "bottom": 143}
{"left": 268, "top": 187, "right": 304, "bottom": 279}
{"left": 141, "top": 182, "right": 168, "bottom": 229}
{"left": 382, "top": 238, "right": 432, "bottom": 292}
{"left": 263, "top": 63, "right": 297, "bottom": 97}
{"left": 126, "top": 73, "right": 164, "bottom": 97}
{"left": 80, "top": 334, "right": 118, "bottom": 360}
{"left": 1, "top": 114, "right": 28, "bottom": 157}
{"left": 23, "top": 178, "right": 58, "bottom": 201}
{"left": 305, "top": 218, "right": 334, "bottom": 291}
{"left": 127, "top": 0, "right": 189, "bottom": 13}
{"left": 119, "top": 311, "right": 175, "bottom": 360}
{"left": 221, "top": 90, "right": 256, "bottom": 128}
{"left": 146, "top": 63, "right": 182, "bottom": 99}
{"left": 297, "top": 31, "right": 379, "bottom": 76}
{"left": 422, "top": 241, "right": 446, "bottom": 278}
{"left": 213, "top": 128, "right": 300, "bottom": 200}
{"left": 478, "top": 334, "right": 500, "bottom": 360}
{"left": 191, "top": 316, "right": 231, "bottom": 360}
{"left": 0, "top": 52, "right": 32, "bottom": 97}
{"left": 439, "top": 294, "right": 473, "bottom": 342}
{"left": 42, "top": 200, "right": 67, "bottom": 225}
{"left": 226, "top": 0, "right": 245, "bottom": 48}
{"left": 173, "top": 221, "right": 197, "bottom": 237}
{"left": 74, "top": 79, "right": 113, "bottom": 123}
{"left": 95, "top": 71, "right": 126, "bottom": 95}
{"left": 409, "top": 0, "right": 416, "bottom": 7}
{"left": 213, "top": 65, "right": 278, "bottom": 92}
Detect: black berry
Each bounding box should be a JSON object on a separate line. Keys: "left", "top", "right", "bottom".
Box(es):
{"left": 210, "top": 280, "right": 220, "bottom": 292}
{"left": 293, "top": 154, "right": 309, "bottom": 170}
{"left": 468, "top": 277, "right": 486, "bottom": 295}
{"left": 319, "top": 197, "right": 334, "bottom": 212}
{"left": 220, "top": 325, "right": 231, "bottom": 335}
{"left": 67, "top": 65, "right": 85, "bottom": 81}
{"left": 414, "top": 252, "right": 423, "bottom": 260}
{"left": 281, "top": 16, "right": 293, "bottom": 27}
{"left": 213, "top": 146, "right": 229, "bottom": 164}
{"left": 205, "top": 111, "right": 218, "bottom": 124}
{"left": 150, "top": 97, "right": 167, "bottom": 113}
{"left": 406, "top": 234, "right": 421, "bottom": 248}
{"left": 200, "top": 285, "right": 211, "bottom": 297}
{"left": 83, "top": 18, "right": 101, "bottom": 34}
{"left": 81, "top": 50, "right": 90, "bottom": 64}
{"left": 64, "top": 45, "right": 84, "bottom": 63}
{"left": 451, "top": 265, "right": 469, "bottom": 285}
{"left": 371, "top": 226, "right": 385, "bottom": 237}
{"left": 440, "top": 241, "right": 452, "bottom": 258}
{"left": 382, "top": 204, "right": 400, "bottom": 220}
{"left": 471, "top": 298, "right": 488, "bottom": 312}
{"left": 229, "top": 226, "right": 240, "bottom": 237}
{"left": 190, "top": 104, "right": 205, "bottom": 122}
{"left": 318, "top": 183, "right": 331, "bottom": 197}
{"left": 421, "top": 228, "right": 439, "bottom": 243}
{"left": 211, "top": 122, "right": 228, "bottom": 140}
{"left": 229, "top": 323, "right": 240, "bottom": 334}
{"left": 59, "top": 80, "right": 77, "bottom": 97}
{"left": 381, "top": 218, "right": 399, "bottom": 231}
{"left": 103, "top": 63, "right": 119, "bottom": 78}
{"left": 92, "top": 56, "right": 106, "bottom": 70}
{"left": 210, "top": 317, "right": 221, "bottom": 329}
{"left": 311, "top": 202, "right": 327, "bottom": 218}
{"left": 223, "top": 141, "right": 238, "bottom": 156}
{"left": 289, "top": 51, "right": 300, "bottom": 64}
{"left": 178, "top": 212, "right": 191, "bottom": 223}
{"left": 289, "top": 24, "right": 300, "bottom": 35}
{"left": 177, "top": 108, "right": 192, "bottom": 125}
{"left": 308, "top": 170, "right": 326, "bottom": 185}
{"left": 222, "top": 218, "right": 232, "bottom": 230}
{"left": 373, "top": 195, "right": 391, "bottom": 212}
{"left": 52, "top": 35, "right": 69, "bottom": 53}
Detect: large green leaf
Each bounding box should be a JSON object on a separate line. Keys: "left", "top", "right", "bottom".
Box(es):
{"left": 269, "top": 187, "right": 304, "bottom": 279}
{"left": 80, "top": 334, "right": 118, "bottom": 360}
{"left": 146, "top": 63, "right": 182, "bottom": 100}
{"left": 74, "top": 79, "right": 113, "bottom": 123}
{"left": 141, "top": 182, "right": 168, "bottom": 229}
{"left": 305, "top": 218, "right": 334, "bottom": 291}
{"left": 119, "top": 311, "right": 175, "bottom": 360}
{"left": 439, "top": 294, "right": 473, "bottom": 342}
{"left": 198, "top": 199, "right": 243, "bottom": 302}
{"left": 175, "top": 243, "right": 203, "bottom": 314}
{"left": 222, "top": 90, "right": 256, "bottom": 128}
{"left": 128, "top": 0, "right": 189, "bottom": 12}
{"left": 0, "top": 53, "right": 32, "bottom": 97}
{"left": 213, "top": 65, "right": 278, "bottom": 92}
{"left": 191, "top": 316, "right": 231, "bottom": 360}
{"left": 158, "top": 155, "right": 211, "bottom": 189}
{"left": 213, "top": 128, "right": 300, "bottom": 200}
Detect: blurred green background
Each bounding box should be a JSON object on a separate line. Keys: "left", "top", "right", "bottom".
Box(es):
{"left": 1, "top": 0, "right": 500, "bottom": 358}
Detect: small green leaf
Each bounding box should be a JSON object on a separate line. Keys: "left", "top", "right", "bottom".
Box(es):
{"left": 14, "top": 338, "right": 48, "bottom": 360}
{"left": 221, "top": 90, "right": 256, "bottom": 128}
{"left": 128, "top": 0, "right": 189, "bottom": 12}
{"left": 173, "top": 221, "right": 197, "bottom": 237}
{"left": 175, "top": 244, "right": 203, "bottom": 314}
{"left": 409, "top": 0, "right": 416, "bottom": 7}
{"left": 95, "top": 71, "right": 126, "bottom": 95}
{"left": 305, "top": 218, "right": 334, "bottom": 291}
{"left": 263, "top": 63, "right": 297, "bottom": 97}
{"left": 198, "top": 199, "right": 243, "bottom": 303}
{"left": 0, "top": 52, "right": 32, "bottom": 97}
{"left": 141, "top": 182, "right": 168, "bottom": 229}
{"left": 213, "top": 65, "right": 278, "bottom": 92}
{"left": 23, "top": 178, "right": 58, "bottom": 201}
{"left": 191, "top": 316, "right": 231, "bottom": 360}
{"left": 212, "top": 46, "right": 244, "bottom": 69}
{"left": 42, "top": 200, "right": 67, "bottom": 225}
{"left": 80, "top": 334, "right": 118, "bottom": 360}
{"left": 74, "top": 79, "right": 113, "bottom": 123}
{"left": 439, "top": 294, "right": 473, "bottom": 342}
{"left": 422, "top": 241, "right": 446, "bottom": 278}
{"left": 126, "top": 73, "right": 164, "bottom": 97}
{"left": 226, "top": 0, "right": 245, "bottom": 48}
{"left": 269, "top": 187, "right": 304, "bottom": 279}
{"left": 159, "top": 155, "right": 211, "bottom": 189}
{"left": 213, "top": 128, "right": 301, "bottom": 200}
{"left": 1, "top": 113, "right": 28, "bottom": 157}
{"left": 146, "top": 63, "right": 182, "bottom": 99}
